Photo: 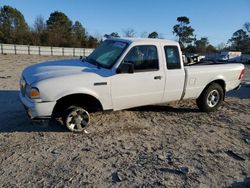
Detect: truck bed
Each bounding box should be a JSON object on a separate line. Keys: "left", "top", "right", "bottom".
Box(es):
{"left": 183, "top": 63, "right": 244, "bottom": 99}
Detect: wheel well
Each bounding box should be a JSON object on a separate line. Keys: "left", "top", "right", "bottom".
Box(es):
{"left": 201, "top": 79, "right": 226, "bottom": 99}
{"left": 52, "top": 94, "right": 103, "bottom": 116}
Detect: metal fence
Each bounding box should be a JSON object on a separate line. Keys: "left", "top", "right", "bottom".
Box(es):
{"left": 0, "top": 43, "right": 94, "bottom": 57}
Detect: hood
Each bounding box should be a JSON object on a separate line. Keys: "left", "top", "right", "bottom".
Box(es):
{"left": 22, "top": 59, "right": 98, "bottom": 84}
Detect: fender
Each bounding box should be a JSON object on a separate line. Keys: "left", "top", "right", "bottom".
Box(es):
{"left": 52, "top": 87, "right": 113, "bottom": 110}
{"left": 198, "top": 76, "right": 226, "bottom": 98}
{"left": 206, "top": 75, "right": 225, "bottom": 88}
{"left": 55, "top": 88, "right": 100, "bottom": 102}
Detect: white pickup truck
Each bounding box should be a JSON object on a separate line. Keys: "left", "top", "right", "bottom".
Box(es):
{"left": 19, "top": 38, "right": 245, "bottom": 132}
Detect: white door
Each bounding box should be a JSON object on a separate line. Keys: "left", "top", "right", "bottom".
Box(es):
{"left": 163, "top": 45, "right": 185, "bottom": 102}
{"left": 111, "top": 45, "right": 165, "bottom": 110}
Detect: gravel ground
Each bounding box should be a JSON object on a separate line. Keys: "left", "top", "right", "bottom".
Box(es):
{"left": 0, "top": 54, "right": 249, "bottom": 187}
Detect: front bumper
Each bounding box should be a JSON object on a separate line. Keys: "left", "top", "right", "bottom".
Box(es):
{"left": 19, "top": 92, "right": 56, "bottom": 119}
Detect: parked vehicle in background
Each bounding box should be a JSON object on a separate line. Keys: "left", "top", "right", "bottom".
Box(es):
{"left": 19, "top": 38, "right": 245, "bottom": 132}
{"left": 219, "top": 51, "right": 242, "bottom": 62}
{"left": 186, "top": 54, "right": 206, "bottom": 64}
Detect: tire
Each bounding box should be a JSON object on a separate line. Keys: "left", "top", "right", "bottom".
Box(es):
{"left": 196, "top": 83, "right": 224, "bottom": 112}
{"left": 63, "top": 106, "right": 90, "bottom": 132}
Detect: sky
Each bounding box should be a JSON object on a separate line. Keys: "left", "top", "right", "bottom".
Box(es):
{"left": 1, "top": 0, "right": 250, "bottom": 46}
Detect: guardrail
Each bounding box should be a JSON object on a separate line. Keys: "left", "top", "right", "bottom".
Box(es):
{"left": 0, "top": 43, "right": 94, "bottom": 57}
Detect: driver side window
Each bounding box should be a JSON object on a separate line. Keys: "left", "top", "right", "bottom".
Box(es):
{"left": 123, "top": 45, "right": 159, "bottom": 72}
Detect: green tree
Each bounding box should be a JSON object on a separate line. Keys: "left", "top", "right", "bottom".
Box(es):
{"left": 243, "top": 22, "right": 250, "bottom": 54}
{"left": 194, "top": 37, "right": 209, "bottom": 53}
{"left": 206, "top": 44, "right": 217, "bottom": 53}
{"left": 110, "top": 32, "right": 119, "bottom": 37}
{"left": 186, "top": 37, "right": 217, "bottom": 54}
{"left": 46, "top": 11, "right": 72, "bottom": 46}
{"left": 47, "top": 11, "right": 72, "bottom": 30}
{"left": 173, "top": 16, "right": 195, "bottom": 49}
{"left": 148, "top": 31, "right": 159, "bottom": 38}
{"left": 72, "top": 21, "right": 87, "bottom": 47}
{"left": 185, "top": 45, "right": 196, "bottom": 53}
{"left": 0, "top": 5, "right": 29, "bottom": 44}
{"left": 87, "top": 35, "right": 98, "bottom": 48}
{"left": 243, "top": 22, "right": 250, "bottom": 34}
{"left": 229, "top": 29, "right": 249, "bottom": 52}
{"left": 104, "top": 32, "right": 120, "bottom": 38}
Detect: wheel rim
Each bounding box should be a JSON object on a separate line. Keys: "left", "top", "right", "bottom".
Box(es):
{"left": 207, "top": 89, "right": 220, "bottom": 108}
{"left": 66, "top": 108, "right": 90, "bottom": 132}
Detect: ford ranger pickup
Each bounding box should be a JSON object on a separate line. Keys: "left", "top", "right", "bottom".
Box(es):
{"left": 19, "top": 38, "right": 245, "bottom": 132}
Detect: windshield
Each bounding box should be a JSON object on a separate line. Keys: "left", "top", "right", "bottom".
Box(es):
{"left": 87, "top": 40, "right": 128, "bottom": 69}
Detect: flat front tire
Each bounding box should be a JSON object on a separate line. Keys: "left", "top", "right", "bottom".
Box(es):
{"left": 63, "top": 106, "right": 90, "bottom": 132}
{"left": 196, "top": 83, "right": 224, "bottom": 112}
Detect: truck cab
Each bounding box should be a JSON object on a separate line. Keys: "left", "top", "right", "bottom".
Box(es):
{"left": 109, "top": 38, "right": 185, "bottom": 110}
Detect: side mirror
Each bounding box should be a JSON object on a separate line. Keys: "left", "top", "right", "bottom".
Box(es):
{"left": 116, "top": 63, "right": 134, "bottom": 74}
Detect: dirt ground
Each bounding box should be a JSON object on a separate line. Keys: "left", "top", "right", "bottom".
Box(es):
{"left": 0, "top": 54, "right": 249, "bottom": 188}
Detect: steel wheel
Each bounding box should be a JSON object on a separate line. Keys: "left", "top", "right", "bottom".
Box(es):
{"left": 206, "top": 89, "right": 220, "bottom": 107}
{"left": 65, "top": 107, "right": 90, "bottom": 132}
{"left": 196, "top": 83, "right": 224, "bottom": 112}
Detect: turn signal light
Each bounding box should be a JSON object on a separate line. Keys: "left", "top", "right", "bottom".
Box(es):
{"left": 30, "top": 88, "right": 40, "bottom": 99}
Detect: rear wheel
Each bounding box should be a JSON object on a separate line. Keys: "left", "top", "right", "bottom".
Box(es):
{"left": 63, "top": 106, "right": 90, "bottom": 132}
{"left": 196, "top": 83, "right": 224, "bottom": 112}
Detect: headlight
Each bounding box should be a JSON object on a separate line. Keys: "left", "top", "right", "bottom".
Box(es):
{"left": 20, "top": 76, "right": 26, "bottom": 96}
{"left": 20, "top": 77, "right": 25, "bottom": 88}
{"left": 26, "top": 85, "right": 40, "bottom": 99}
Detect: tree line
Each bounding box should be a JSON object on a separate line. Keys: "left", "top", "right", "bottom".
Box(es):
{"left": 105, "top": 17, "right": 250, "bottom": 54}
{"left": 0, "top": 5, "right": 98, "bottom": 48}
{"left": 0, "top": 5, "right": 249, "bottom": 53}
{"left": 171, "top": 16, "right": 250, "bottom": 54}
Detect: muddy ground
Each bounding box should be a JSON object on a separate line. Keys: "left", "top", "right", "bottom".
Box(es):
{"left": 0, "top": 55, "right": 249, "bottom": 187}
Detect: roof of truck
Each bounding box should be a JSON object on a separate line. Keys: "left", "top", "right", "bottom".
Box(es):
{"left": 107, "top": 37, "right": 179, "bottom": 46}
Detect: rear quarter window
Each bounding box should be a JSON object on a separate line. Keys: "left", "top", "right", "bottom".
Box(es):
{"left": 164, "top": 46, "right": 181, "bottom": 69}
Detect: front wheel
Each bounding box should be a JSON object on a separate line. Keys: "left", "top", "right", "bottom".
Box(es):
{"left": 63, "top": 106, "right": 90, "bottom": 132}
{"left": 196, "top": 83, "right": 224, "bottom": 112}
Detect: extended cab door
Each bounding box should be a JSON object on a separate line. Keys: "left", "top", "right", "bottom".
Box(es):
{"left": 162, "top": 45, "right": 185, "bottom": 102}
{"left": 111, "top": 45, "right": 165, "bottom": 110}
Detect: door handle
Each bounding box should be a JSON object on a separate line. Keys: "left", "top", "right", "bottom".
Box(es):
{"left": 154, "top": 76, "right": 162, "bottom": 80}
